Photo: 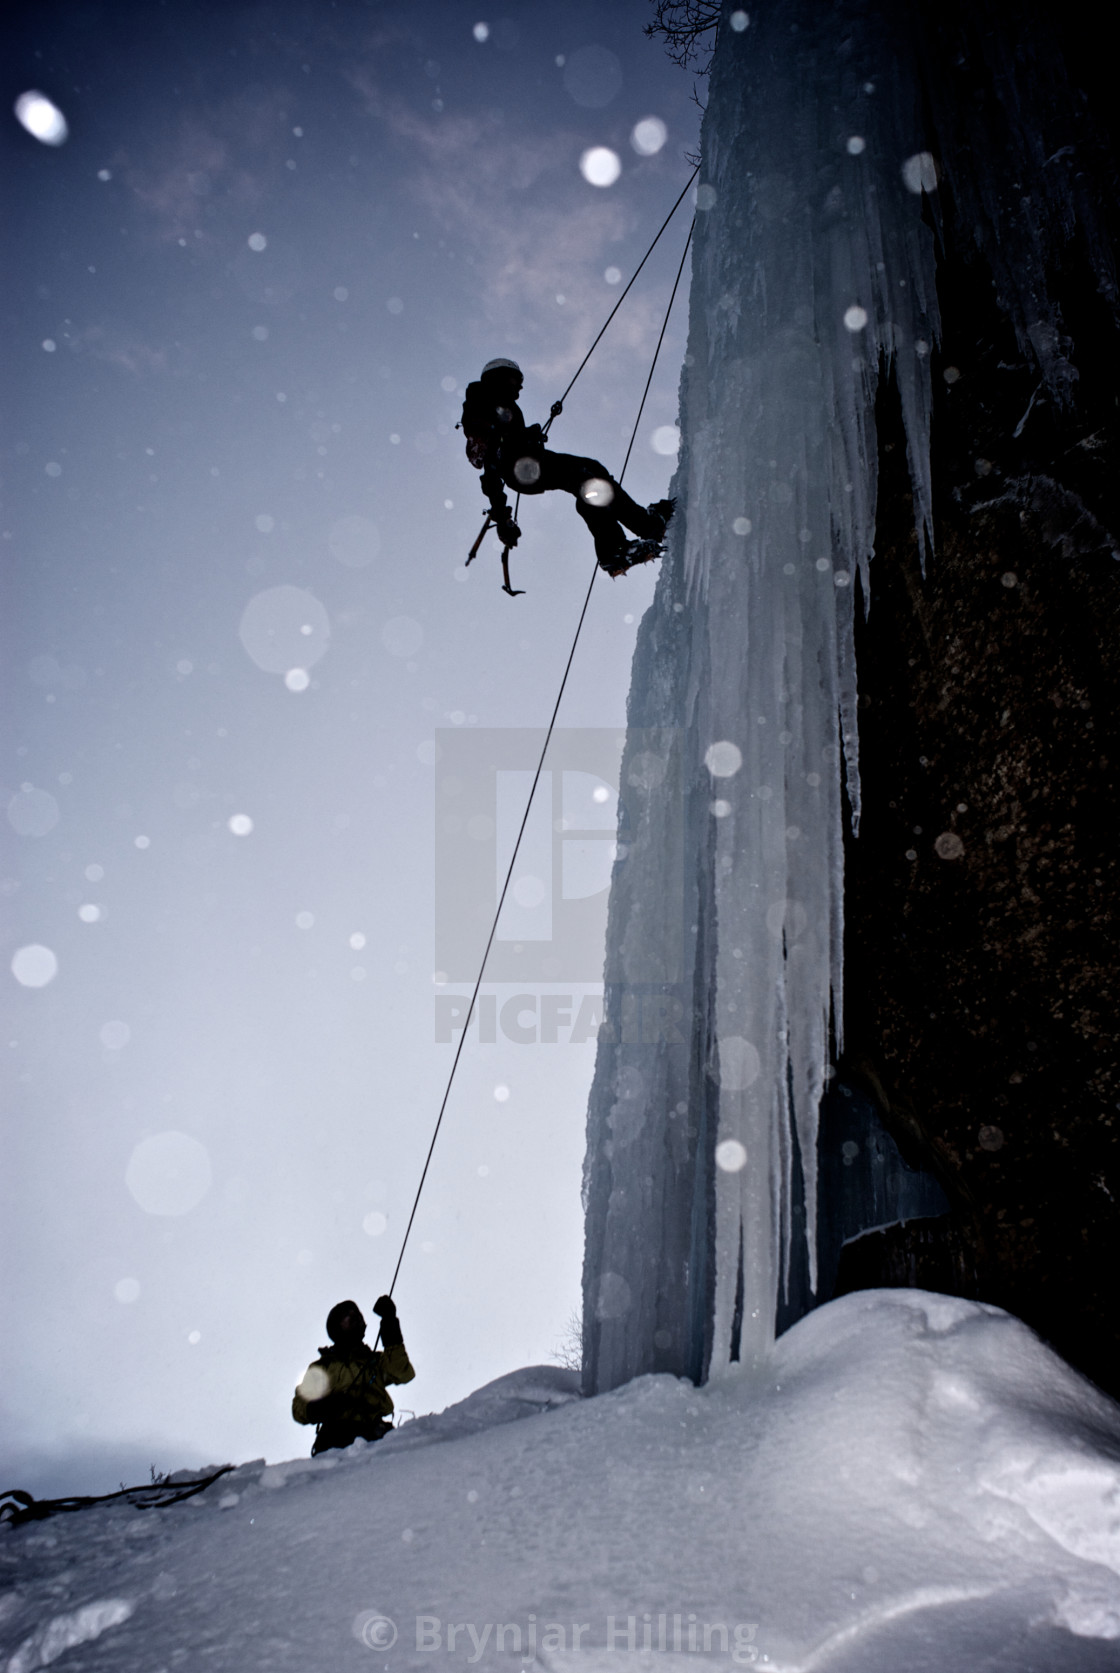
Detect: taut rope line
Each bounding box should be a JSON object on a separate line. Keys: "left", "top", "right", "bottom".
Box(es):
{"left": 387, "top": 207, "right": 697, "bottom": 1304}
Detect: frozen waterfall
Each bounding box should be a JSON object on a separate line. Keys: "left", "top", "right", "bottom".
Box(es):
{"left": 581, "top": 0, "right": 1111, "bottom": 1392}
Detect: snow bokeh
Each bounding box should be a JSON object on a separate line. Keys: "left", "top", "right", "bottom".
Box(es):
{"left": 13, "top": 91, "right": 68, "bottom": 146}
{"left": 631, "top": 116, "right": 668, "bottom": 156}
{"left": 7, "top": 787, "right": 60, "bottom": 836}
{"left": 124, "top": 1132, "right": 213, "bottom": 1217}
{"left": 579, "top": 147, "right": 622, "bottom": 188}
{"left": 238, "top": 586, "right": 330, "bottom": 676}
{"left": 10, "top": 945, "right": 58, "bottom": 989}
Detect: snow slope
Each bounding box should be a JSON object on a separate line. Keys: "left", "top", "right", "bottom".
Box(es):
{"left": 4, "top": 1291, "right": 1120, "bottom": 1671}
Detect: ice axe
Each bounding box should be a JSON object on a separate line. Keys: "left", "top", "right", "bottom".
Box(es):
{"left": 465, "top": 514, "right": 525, "bottom": 597}
{"left": 466, "top": 515, "right": 491, "bottom": 566}
{"left": 500, "top": 543, "right": 524, "bottom": 597}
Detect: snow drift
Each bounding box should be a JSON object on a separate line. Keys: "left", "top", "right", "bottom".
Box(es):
{"left": 4, "top": 1294, "right": 1120, "bottom": 1670}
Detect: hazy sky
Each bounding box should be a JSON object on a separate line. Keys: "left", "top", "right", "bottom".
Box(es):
{"left": 1, "top": 0, "right": 700, "bottom": 1494}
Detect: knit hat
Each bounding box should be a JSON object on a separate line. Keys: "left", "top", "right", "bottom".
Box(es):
{"left": 325, "top": 1299, "right": 365, "bottom": 1342}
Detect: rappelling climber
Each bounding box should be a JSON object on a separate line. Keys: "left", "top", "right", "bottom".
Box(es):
{"left": 460, "top": 358, "right": 675, "bottom": 578}
{"left": 292, "top": 1294, "right": 415, "bottom": 1456}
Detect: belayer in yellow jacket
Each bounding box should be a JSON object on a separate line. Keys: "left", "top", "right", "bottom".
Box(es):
{"left": 292, "top": 1294, "right": 415, "bottom": 1456}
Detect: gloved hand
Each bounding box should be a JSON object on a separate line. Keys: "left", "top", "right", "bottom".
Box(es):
{"left": 374, "top": 1294, "right": 404, "bottom": 1348}
{"left": 497, "top": 517, "right": 521, "bottom": 549}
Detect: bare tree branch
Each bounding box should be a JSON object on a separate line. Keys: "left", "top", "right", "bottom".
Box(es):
{"left": 644, "top": 0, "right": 722, "bottom": 77}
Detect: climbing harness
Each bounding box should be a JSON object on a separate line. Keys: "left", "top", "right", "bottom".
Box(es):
{"left": 383, "top": 196, "right": 698, "bottom": 1321}
{"left": 465, "top": 162, "right": 700, "bottom": 595}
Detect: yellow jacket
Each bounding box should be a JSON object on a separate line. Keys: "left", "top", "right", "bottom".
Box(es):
{"left": 292, "top": 1340, "right": 415, "bottom": 1432}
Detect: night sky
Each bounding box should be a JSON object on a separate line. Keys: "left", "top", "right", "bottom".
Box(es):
{"left": 2, "top": 0, "right": 699, "bottom": 1494}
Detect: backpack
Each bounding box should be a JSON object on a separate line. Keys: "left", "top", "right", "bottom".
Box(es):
{"left": 459, "top": 380, "right": 496, "bottom": 472}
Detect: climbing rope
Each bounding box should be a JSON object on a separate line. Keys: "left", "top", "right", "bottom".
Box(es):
{"left": 386, "top": 205, "right": 697, "bottom": 1306}
{"left": 618, "top": 216, "right": 694, "bottom": 482}
{"left": 544, "top": 162, "right": 700, "bottom": 436}
{"left": 0, "top": 1466, "right": 236, "bottom": 1525}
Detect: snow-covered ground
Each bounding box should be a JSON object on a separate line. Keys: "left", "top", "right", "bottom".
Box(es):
{"left": 3, "top": 1291, "right": 1119, "bottom": 1671}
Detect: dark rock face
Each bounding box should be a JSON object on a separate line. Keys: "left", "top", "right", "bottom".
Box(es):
{"left": 842, "top": 218, "right": 1120, "bottom": 1395}
{"left": 777, "top": 1079, "right": 950, "bottom": 1338}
